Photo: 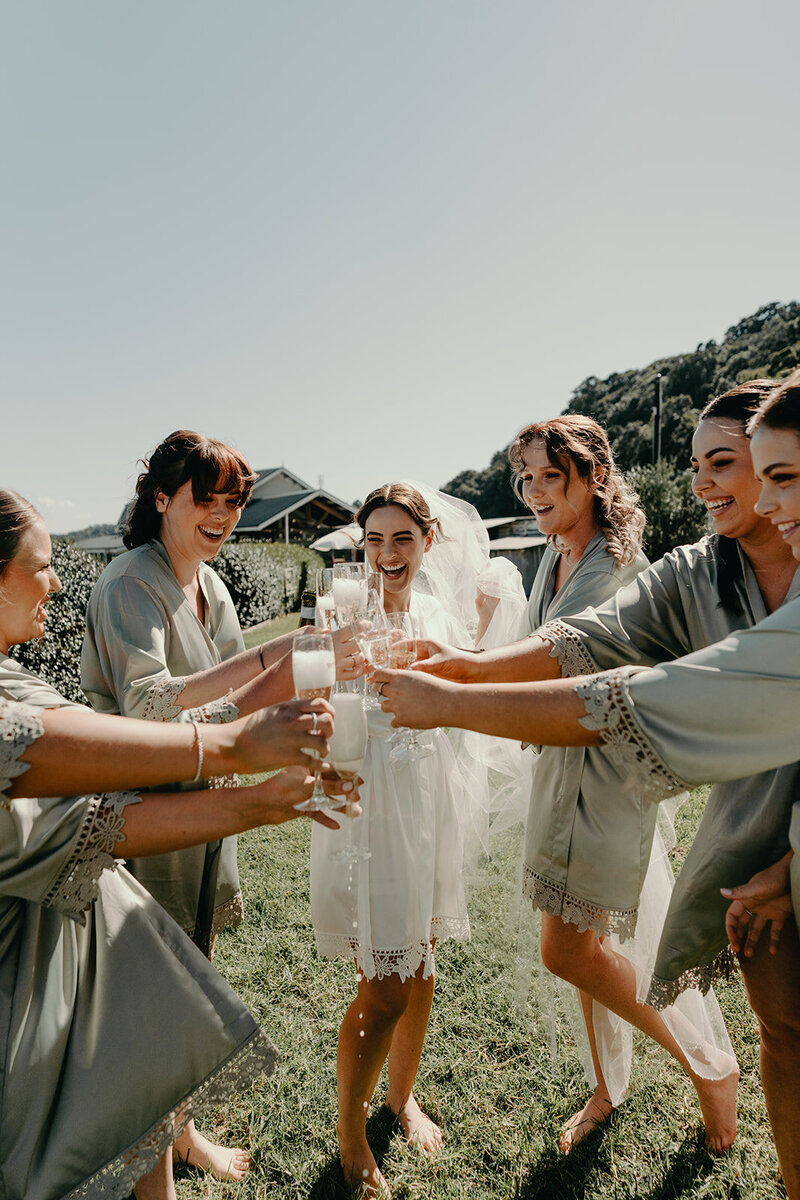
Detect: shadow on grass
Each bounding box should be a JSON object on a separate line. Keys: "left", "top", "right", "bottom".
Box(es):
{"left": 514, "top": 1127, "right": 718, "bottom": 1200}
{"left": 308, "top": 1105, "right": 399, "bottom": 1199}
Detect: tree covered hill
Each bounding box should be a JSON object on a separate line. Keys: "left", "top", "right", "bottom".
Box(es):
{"left": 443, "top": 300, "right": 800, "bottom": 518}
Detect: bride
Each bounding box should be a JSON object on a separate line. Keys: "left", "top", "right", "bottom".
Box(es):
{"left": 310, "top": 481, "right": 522, "bottom": 1197}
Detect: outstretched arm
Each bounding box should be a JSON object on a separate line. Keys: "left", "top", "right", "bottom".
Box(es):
{"left": 8, "top": 698, "right": 335, "bottom": 798}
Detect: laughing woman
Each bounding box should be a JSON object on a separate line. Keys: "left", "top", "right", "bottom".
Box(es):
{"left": 373, "top": 369, "right": 800, "bottom": 1197}
{"left": 80, "top": 430, "right": 358, "bottom": 1180}
{"left": 309, "top": 482, "right": 514, "bottom": 1198}
{"left": 0, "top": 488, "right": 347, "bottom": 1200}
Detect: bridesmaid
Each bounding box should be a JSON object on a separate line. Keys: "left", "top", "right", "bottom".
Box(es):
{"left": 81, "top": 430, "right": 358, "bottom": 1179}
{"left": 0, "top": 488, "right": 347, "bottom": 1200}
{"left": 385, "top": 416, "right": 739, "bottom": 1154}
{"left": 372, "top": 366, "right": 800, "bottom": 1197}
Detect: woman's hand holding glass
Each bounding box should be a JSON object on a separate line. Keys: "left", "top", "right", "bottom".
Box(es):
{"left": 384, "top": 612, "right": 435, "bottom": 762}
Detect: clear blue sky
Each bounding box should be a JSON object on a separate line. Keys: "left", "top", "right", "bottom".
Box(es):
{"left": 3, "top": 0, "right": 798, "bottom": 532}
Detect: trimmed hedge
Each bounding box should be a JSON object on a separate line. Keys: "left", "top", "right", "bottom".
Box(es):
{"left": 11, "top": 538, "right": 324, "bottom": 703}
{"left": 13, "top": 538, "right": 104, "bottom": 703}
{"left": 214, "top": 541, "right": 324, "bottom": 628}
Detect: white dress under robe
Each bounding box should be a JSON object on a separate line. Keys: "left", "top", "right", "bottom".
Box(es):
{"left": 0, "top": 694, "right": 277, "bottom": 1200}
{"left": 81, "top": 539, "right": 243, "bottom": 947}
{"left": 543, "top": 535, "right": 800, "bottom": 1004}
{"left": 572, "top": 596, "right": 800, "bottom": 933}
{"left": 310, "top": 593, "right": 470, "bottom": 981}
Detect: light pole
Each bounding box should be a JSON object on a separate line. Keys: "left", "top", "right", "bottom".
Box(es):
{"left": 652, "top": 374, "right": 664, "bottom": 465}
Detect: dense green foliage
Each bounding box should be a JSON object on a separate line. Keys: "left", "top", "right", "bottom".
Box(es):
{"left": 11, "top": 539, "right": 322, "bottom": 702}
{"left": 214, "top": 541, "right": 324, "bottom": 628}
{"left": 628, "top": 462, "right": 709, "bottom": 562}
{"left": 12, "top": 538, "right": 104, "bottom": 702}
{"left": 443, "top": 301, "right": 800, "bottom": 541}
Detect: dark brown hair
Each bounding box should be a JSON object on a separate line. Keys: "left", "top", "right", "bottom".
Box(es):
{"left": 124, "top": 430, "right": 257, "bottom": 550}
{"left": 747, "top": 367, "right": 800, "bottom": 439}
{"left": 0, "top": 490, "right": 39, "bottom": 578}
{"left": 356, "top": 483, "right": 443, "bottom": 541}
{"left": 699, "top": 379, "right": 779, "bottom": 426}
{"left": 508, "top": 414, "right": 645, "bottom": 566}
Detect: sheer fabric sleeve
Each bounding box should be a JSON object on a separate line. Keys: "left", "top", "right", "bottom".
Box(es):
{"left": 543, "top": 556, "right": 693, "bottom": 677}
{"left": 82, "top": 576, "right": 238, "bottom": 724}
{"left": 574, "top": 605, "right": 800, "bottom": 798}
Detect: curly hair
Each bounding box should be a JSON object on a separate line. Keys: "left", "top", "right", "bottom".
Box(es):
{"left": 356, "top": 483, "right": 443, "bottom": 542}
{"left": 124, "top": 430, "right": 257, "bottom": 550}
{"left": 508, "top": 415, "right": 645, "bottom": 566}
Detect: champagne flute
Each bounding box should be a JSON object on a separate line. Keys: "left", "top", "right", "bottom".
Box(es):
{"left": 332, "top": 563, "right": 369, "bottom": 628}
{"left": 386, "top": 611, "right": 435, "bottom": 763}
{"left": 327, "top": 689, "right": 370, "bottom": 863}
{"left": 292, "top": 631, "right": 336, "bottom": 810}
{"left": 358, "top": 626, "right": 393, "bottom": 709}
{"left": 315, "top": 568, "right": 337, "bottom": 630}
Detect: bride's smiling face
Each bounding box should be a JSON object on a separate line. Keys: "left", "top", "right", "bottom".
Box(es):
{"left": 364, "top": 505, "right": 432, "bottom": 601}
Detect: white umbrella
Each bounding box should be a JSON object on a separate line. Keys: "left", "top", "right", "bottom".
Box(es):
{"left": 310, "top": 522, "right": 361, "bottom": 552}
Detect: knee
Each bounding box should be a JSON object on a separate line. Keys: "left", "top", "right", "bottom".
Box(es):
{"left": 360, "top": 979, "right": 412, "bottom": 1027}
{"left": 540, "top": 928, "right": 591, "bottom": 986}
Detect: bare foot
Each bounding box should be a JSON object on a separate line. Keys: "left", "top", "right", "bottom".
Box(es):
{"left": 386, "top": 1092, "right": 443, "bottom": 1154}
{"left": 338, "top": 1130, "right": 391, "bottom": 1198}
{"left": 172, "top": 1125, "right": 251, "bottom": 1181}
{"left": 692, "top": 1065, "right": 739, "bottom": 1153}
{"left": 558, "top": 1089, "right": 614, "bottom": 1154}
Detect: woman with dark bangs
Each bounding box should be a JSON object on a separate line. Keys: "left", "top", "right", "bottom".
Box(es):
{"left": 81, "top": 430, "right": 360, "bottom": 1181}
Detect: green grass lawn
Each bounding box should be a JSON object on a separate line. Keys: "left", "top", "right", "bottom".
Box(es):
{"left": 175, "top": 624, "right": 778, "bottom": 1200}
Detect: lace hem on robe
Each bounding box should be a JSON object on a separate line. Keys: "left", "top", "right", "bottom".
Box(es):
{"left": 211, "top": 890, "right": 245, "bottom": 936}
{"left": 315, "top": 916, "right": 471, "bottom": 982}
{"left": 539, "top": 618, "right": 600, "bottom": 678}
{"left": 42, "top": 792, "right": 143, "bottom": 922}
{"left": 63, "top": 1027, "right": 279, "bottom": 1200}
{"left": 646, "top": 946, "right": 736, "bottom": 1010}
{"left": 0, "top": 700, "right": 44, "bottom": 807}
{"left": 575, "top": 670, "right": 688, "bottom": 803}
{"left": 522, "top": 863, "right": 638, "bottom": 940}
{"left": 141, "top": 678, "right": 239, "bottom": 725}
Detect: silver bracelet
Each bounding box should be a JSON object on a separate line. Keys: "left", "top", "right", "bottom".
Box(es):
{"left": 190, "top": 720, "right": 204, "bottom": 783}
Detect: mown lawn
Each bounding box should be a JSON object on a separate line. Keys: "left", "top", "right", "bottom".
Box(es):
{"left": 176, "top": 619, "right": 779, "bottom": 1200}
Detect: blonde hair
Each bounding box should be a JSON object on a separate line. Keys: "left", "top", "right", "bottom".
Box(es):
{"left": 509, "top": 415, "right": 645, "bottom": 566}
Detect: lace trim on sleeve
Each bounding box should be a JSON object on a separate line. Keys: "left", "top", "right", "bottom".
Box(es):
{"left": 141, "top": 679, "right": 239, "bottom": 725}
{"left": 141, "top": 678, "right": 188, "bottom": 721}
{"left": 0, "top": 700, "right": 44, "bottom": 808}
{"left": 575, "top": 669, "right": 688, "bottom": 803}
{"left": 41, "top": 791, "right": 143, "bottom": 922}
{"left": 185, "top": 695, "right": 240, "bottom": 725}
{"left": 539, "top": 619, "right": 599, "bottom": 678}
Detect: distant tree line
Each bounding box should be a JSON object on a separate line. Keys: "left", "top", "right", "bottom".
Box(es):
{"left": 442, "top": 300, "right": 800, "bottom": 558}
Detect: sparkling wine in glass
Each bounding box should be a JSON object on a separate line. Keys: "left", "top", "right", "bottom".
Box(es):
{"left": 315, "top": 568, "right": 337, "bottom": 630}
{"left": 327, "top": 691, "right": 370, "bottom": 863}
{"left": 385, "top": 611, "right": 434, "bottom": 763}
{"left": 292, "top": 631, "right": 336, "bottom": 810}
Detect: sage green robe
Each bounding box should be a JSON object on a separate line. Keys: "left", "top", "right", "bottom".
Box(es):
{"left": 0, "top": 687, "right": 276, "bottom": 1200}
{"left": 545, "top": 536, "right": 800, "bottom": 1003}
{"left": 522, "top": 534, "right": 649, "bottom": 933}
{"left": 81, "top": 540, "right": 243, "bottom": 946}
{"left": 573, "top": 596, "right": 800, "bottom": 945}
